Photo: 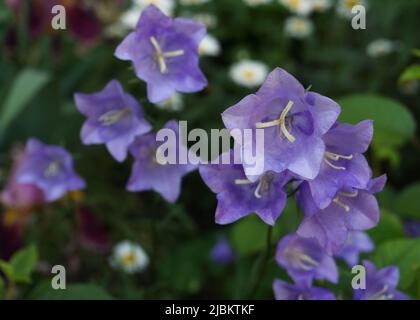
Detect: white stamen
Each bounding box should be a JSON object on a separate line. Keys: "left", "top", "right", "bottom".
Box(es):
{"left": 255, "top": 100, "right": 296, "bottom": 143}
{"left": 99, "top": 109, "right": 129, "bottom": 126}
{"left": 338, "top": 190, "right": 359, "bottom": 198}
{"left": 150, "top": 36, "right": 184, "bottom": 74}
{"left": 333, "top": 197, "right": 350, "bottom": 212}
{"left": 323, "top": 152, "right": 353, "bottom": 170}
{"left": 45, "top": 161, "right": 60, "bottom": 177}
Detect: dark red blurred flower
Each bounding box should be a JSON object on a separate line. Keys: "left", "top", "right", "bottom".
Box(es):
{"left": 76, "top": 207, "right": 110, "bottom": 252}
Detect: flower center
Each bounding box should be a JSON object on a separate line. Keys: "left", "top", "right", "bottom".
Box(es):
{"left": 150, "top": 36, "right": 185, "bottom": 74}
{"left": 333, "top": 190, "right": 358, "bottom": 212}
{"left": 256, "top": 100, "right": 296, "bottom": 143}
{"left": 122, "top": 252, "right": 136, "bottom": 267}
{"left": 234, "top": 172, "right": 274, "bottom": 199}
{"left": 284, "top": 249, "right": 319, "bottom": 271}
{"left": 99, "top": 108, "right": 130, "bottom": 126}
{"left": 45, "top": 160, "right": 61, "bottom": 177}
{"left": 243, "top": 69, "right": 256, "bottom": 80}
{"left": 323, "top": 151, "right": 353, "bottom": 170}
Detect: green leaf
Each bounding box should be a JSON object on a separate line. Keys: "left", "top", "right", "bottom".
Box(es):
{"left": 0, "top": 277, "right": 4, "bottom": 299}
{"left": 231, "top": 215, "right": 269, "bottom": 256}
{"left": 372, "top": 238, "right": 420, "bottom": 290}
{"left": 9, "top": 244, "right": 39, "bottom": 283}
{"left": 29, "top": 282, "right": 114, "bottom": 300}
{"left": 399, "top": 64, "right": 420, "bottom": 83}
{"left": 0, "top": 69, "right": 50, "bottom": 135}
{"left": 395, "top": 183, "right": 420, "bottom": 219}
{"left": 0, "top": 260, "right": 15, "bottom": 281}
{"left": 338, "top": 94, "right": 416, "bottom": 163}
{"left": 368, "top": 209, "right": 404, "bottom": 244}
{"left": 412, "top": 49, "right": 420, "bottom": 58}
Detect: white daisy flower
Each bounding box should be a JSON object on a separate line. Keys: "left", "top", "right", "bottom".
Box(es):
{"left": 336, "top": 0, "right": 367, "bottom": 19}
{"left": 199, "top": 34, "right": 221, "bottom": 56}
{"left": 120, "top": 8, "right": 142, "bottom": 29}
{"left": 110, "top": 241, "right": 149, "bottom": 274}
{"left": 280, "top": 0, "right": 314, "bottom": 16}
{"left": 243, "top": 0, "right": 272, "bottom": 6}
{"left": 366, "top": 39, "right": 395, "bottom": 58}
{"left": 312, "top": 0, "right": 332, "bottom": 12}
{"left": 156, "top": 93, "right": 184, "bottom": 112}
{"left": 229, "top": 60, "right": 269, "bottom": 88}
{"left": 284, "top": 16, "right": 314, "bottom": 39}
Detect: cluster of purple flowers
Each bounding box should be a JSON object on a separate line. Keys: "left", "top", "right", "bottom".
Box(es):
{"left": 73, "top": 5, "right": 208, "bottom": 203}
{"left": 200, "top": 68, "right": 408, "bottom": 300}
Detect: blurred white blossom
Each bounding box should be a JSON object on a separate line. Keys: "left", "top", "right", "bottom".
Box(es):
{"left": 284, "top": 16, "right": 314, "bottom": 39}
{"left": 110, "top": 241, "right": 149, "bottom": 274}
{"left": 312, "top": 0, "right": 332, "bottom": 12}
{"left": 367, "top": 39, "right": 395, "bottom": 58}
{"left": 156, "top": 93, "right": 185, "bottom": 112}
{"left": 337, "top": 0, "right": 367, "bottom": 19}
{"left": 229, "top": 60, "right": 269, "bottom": 88}
{"left": 199, "top": 34, "right": 221, "bottom": 56}
{"left": 280, "top": 0, "right": 314, "bottom": 16}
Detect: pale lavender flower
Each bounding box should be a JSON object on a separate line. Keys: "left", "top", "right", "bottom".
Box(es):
{"left": 15, "top": 139, "right": 86, "bottom": 202}
{"left": 126, "top": 120, "right": 196, "bottom": 203}
{"left": 273, "top": 279, "right": 336, "bottom": 300}
{"left": 74, "top": 80, "right": 152, "bottom": 162}
{"left": 115, "top": 5, "right": 207, "bottom": 103}
{"left": 354, "top": 261, "right": 410, "bottom": 300}
{"left": 335, "top": 231, "right": 374, "bottom": 266}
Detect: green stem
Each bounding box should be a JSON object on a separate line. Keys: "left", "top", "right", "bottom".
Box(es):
{"left": 248, "top": 226, "right": 273, "bottom": 298}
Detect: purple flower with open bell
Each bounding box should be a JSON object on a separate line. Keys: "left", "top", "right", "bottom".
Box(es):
{"left": 275, "top": 233, "right": 338, "bottom": 285}
{"left": 222, "top": 68, "right": 340, "bottom": 181}
{"left": 126, "top": 120, "right": 196, "bottom": 203}
{"left": 199, "top": 150, "right": 290, "bottom": 225}
{"left": 115, "top": 4, "right": 208, "bottom": 103}
{"left": 297, "top": 175, "right": 387, "bottom": 255}
{"left": 74, "top": 80, "right": 152, "bottom": 162}
{"left": 15, "top": 139, "right": 86, "bottom": 202}
{"left": 273, "top": 279, "right": 336, "bottom": 300}
{"left": 354, "top": 261, "right": 410, "bottom": 300}
{"left": 335, "top": 231, "right": 374, "bottom": 267}
{"left": 305, "top": 120, "right": 373, "bottom": 209}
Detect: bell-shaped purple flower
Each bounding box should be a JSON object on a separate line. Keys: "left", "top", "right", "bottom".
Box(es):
{"left": 115, "top": 4, "right": 208, "bottom": 103}
{"left": 14, "top": 139, "right": 86, "bottom": 202}
{"left": 126, "top": 120, "right": 196, "bottom": 203}
{"left": 297, "top": 175, "right": 387, "bottom": 255}
{"left": 275, "top": 233, "right": 338, "bottom": 285}
{"left": 354, "top": 261, "right": 410, "bottom": 300}
{"left": 199, "top": 151, "right": 290, "bottom": 226}
{"left": 210, "top": 237, "right": 235, "bottom": 265}
{"left": 305, "top": 120, "right": 373, "bottom": 209}
{"left": 335, "top": 231, "right": 374, "bottom": 267}
{"left": 222, "top": 68, "right": 340, "bottom": 181}
{"left": 74, "top": 80, "right": 152, "bottom": 162}
{"left": 273, "top": 279, "right": 336, "bottom": 300}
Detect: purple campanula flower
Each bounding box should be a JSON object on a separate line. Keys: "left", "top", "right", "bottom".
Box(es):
{"left": 403, "top": 219, "right": 420, "bottom": 238}
{"left": 297, "top": 175, "right": 387, "bottom": 255}
{"left": 354, "top": 261, "right": 410, "bottom": 300}
{"left": 305, "top": 120, "right": 373, "bottom": 209}
{"left": 14, "top": 139, "right": 86, "bottom": 202}
{"left": 74, "top": 80, "right": 152, "bottom": 162}
{"left": 221, "top": 68, "right": 340, "bottom": 181}
{"left": 199, "top": 151, "right": 290, "bottom": 225}
{"left": 273, "top": 279, "right": 336, "bottom": 300}
{"left": 126, "top": 120, "right": 196, "bottom": 203}
{"left": 115, "top": 4, "right": 208, "bottom": 103}
{"left": 210, "top": 237, "right": 235, "bottom": 265}
{"left": 335, "top": 231, "right": 374, "bottom": 267}
{"left": 275, "top": 233, "right": 338, "bottom": 285}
